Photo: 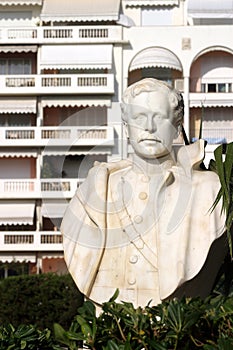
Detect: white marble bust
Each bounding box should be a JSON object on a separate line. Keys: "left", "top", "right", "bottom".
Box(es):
{"left": 61, "top": 78, "right": 226, "bottom": 307}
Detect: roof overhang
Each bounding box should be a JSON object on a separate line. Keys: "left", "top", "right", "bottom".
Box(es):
{"left": 129, "top": 47, "right": 182, "bottom": 72}
{"left": 0, "top": 97, "right": 37, "bottom": 114}
{"left": 42, "top": 147, "right": 111, "bottom": 156}
{"left": 41, "top": 97, "right": 111, "bottom": 108}
{"left": 0, "top": 254, "right": 36, "bottom": 263}
{"left": 0, "top": 200, "right": 35, "bottom": 225}
{"left": 40, "top": 44, "right": 113, "bottom": 70}
{"left": 188, "top": 0, "right": 233, "bottom": 18}
{"left": 0, "top": 0, "right": 42, "bottom": 5}
{"left": 41, "top": 200, "right": 68, "bottom": 218}
{"left": 0, "top": 149, "right": 38, "bottom": 158}
{"left": 0, "top": 45, "right": 37, "bottom": 53}
{"left": 189, "top": 93, "right": 233, "bottom": 108}
{"left": 125, "top": 0, "right": 179, "bottom": 6}
{"left": 41, "top": 0, "right": 120, "bottom": 22}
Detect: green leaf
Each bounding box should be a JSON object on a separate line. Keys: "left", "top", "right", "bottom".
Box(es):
{"left": 53, "top": 323, "right": 71, "bottom": 347}
{"left": 224, "top": 143, "right": 233, "bottom": 184}
{"left": 217, "top": 337, "right": 233, "bottom": 350}
{"left": 76, "top": 315, "right": 87, "bottom": 326}
{"left": 214, "top": 145, "right": 229, "bottom": 208}
{"left": 20, "top": 339, "right": 27, "bottom": 349}
{"left": 105, "top": 339, "right": 122, "bottom": 350}
{"left": 81, "top": 323, "right": 92, "bottom": 338}
{"left": 211, "top": 143, "right": 233, "bottom": 257}
{"left": 78, "top": 300, "right": 96, "bottom": 318}
{"left": 109, "top": 289, "right": 120, "bottom": 302}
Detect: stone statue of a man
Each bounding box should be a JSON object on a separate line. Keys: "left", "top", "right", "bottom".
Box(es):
{"left": 61, "top": 78, "right": 226, "bottom": 307}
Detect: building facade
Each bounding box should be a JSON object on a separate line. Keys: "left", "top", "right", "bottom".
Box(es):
{"left": 0, "top": 0, "right": 232, "bottom": 276}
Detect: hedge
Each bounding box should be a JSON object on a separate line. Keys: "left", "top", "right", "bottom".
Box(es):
{"left": 54, "top": 290, "right": 233, "bottom": 350}
{"left": 0, "top": 273, "right": 83, "bottom": 330}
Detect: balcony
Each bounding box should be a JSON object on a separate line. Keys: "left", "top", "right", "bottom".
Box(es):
{"left": 0, "top": 231, "right": 63, "bottom": 252}
{"left": 189, "top": 77, "right": 233, "bottom": 107}
{"left": 0, "top": 73, "right": 114, "bottom": 95}
{"left": 191, "top": 128, "right": 232, "bottom": 144}
{"left": 0, "top": 178, "right": 83, "bottom": 199}
{"left": 0, "top": 126, "right": 114, "bottom": 147}
{"left": 189, "top": 92, "right": 233, "bottom": 108}
{"left": 0, "top": 25, "right": 123, "bottom": 44}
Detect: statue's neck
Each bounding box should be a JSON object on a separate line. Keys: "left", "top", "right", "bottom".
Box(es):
{"left": 130, "top": 151, "right": 175, "bottom": 176}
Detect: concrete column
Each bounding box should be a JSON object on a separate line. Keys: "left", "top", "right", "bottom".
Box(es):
{"left": 36, "top": 255, "right": 42, "bottom": 274}
{"left": 37, "top": 98, "right": 43, "bottom": 127}
{"left": 183, "top": 76, "right": 190, "bottom": 142}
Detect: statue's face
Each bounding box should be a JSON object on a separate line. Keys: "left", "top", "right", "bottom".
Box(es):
{"left": 126, "top": 90, "right": 177, "bottom": 159}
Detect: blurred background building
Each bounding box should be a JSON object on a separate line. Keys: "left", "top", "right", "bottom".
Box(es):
{"left": 0, "top": 0, "right": 232, "bottom": 277}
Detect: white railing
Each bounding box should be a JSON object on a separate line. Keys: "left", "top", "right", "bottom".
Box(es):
{"left": 190, "top": 77, "right": 233, "bottom": 93}
{"left": 0, "top": 178, "right": 84, "bottom": 199}
{"left": 0, "top": 126, "right": 114, "bottom": 146}
{"left": 0, "top": 25, "right": 122, "bottom": 43}
{"left": 191, "top": 128, "right": 232, "bottom": 144}
{"left": 4, "top": 180, "right": 35, "bottom": 193}
{"left": 189, "top": 92, "right": 233, "bottom": 108}
{"left": 0, "top": 73, "right": 114, "bottom": 95}
{"left": 0, "top": 231, "right": 63, "bottom": 251}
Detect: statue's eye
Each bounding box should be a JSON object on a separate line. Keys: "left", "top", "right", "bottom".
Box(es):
{"left": 135, "top": 113, "right": 146, "bottom": 120}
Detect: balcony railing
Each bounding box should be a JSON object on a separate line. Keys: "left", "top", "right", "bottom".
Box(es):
{"left": 190, "top": 77, "right": 233, "bottom": 93}
{"left": 191, "top": 128, "right": 232, "bottom": 144}
{"left": 0, "top": 25, "right": 123, "bottom": 43}
{"left": 0, "top": 178, "right": 83, "bottom": 198}
{"left": 0, "top": 126, "right": 114, "bottom": 146}
{"left": 0, "top": 231, "right": 63, "bottom": 251}
{"left": 0, "top": 73, "right": 114, "bottom": 95}
{"left": 189, "top": 92, "right": 233, "bottom": 108}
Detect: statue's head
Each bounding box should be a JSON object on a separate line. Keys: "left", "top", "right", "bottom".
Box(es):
{"left": 121, "top": 78, "right": 184, "bottom": 159}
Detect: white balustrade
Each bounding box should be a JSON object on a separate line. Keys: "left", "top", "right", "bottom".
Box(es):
{"left": 0, "top": 25, "right": 122, "bottom": 43}
{"left": 41, "top": 76, "right": 71, "bottom": 87}
{"left": 4, "top": 180, "right": 35, "bottom": 193}
{"left": 7, "top": 28, "right": 37, "bottom": 40}
{"left": 0, "top": 178, "right": 83, "bottom": 198}
{"left": 0, "top": 126, "right": 114, "bottom": 146}
{"left": 0, "top": 231, "right": 63, "bottom": 251}
{"left": 0, "top": 73, "right": 114, "bottom": 94}
{"left": 43, "top": 28, "right": 73, "bottom": 39}
{"left": 78, "top": 28, "right": 109, "bottom": 39}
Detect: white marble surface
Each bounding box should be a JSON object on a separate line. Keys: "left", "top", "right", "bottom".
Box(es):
{"left": 61, "top": 79, "right": 226, "bottom": 307}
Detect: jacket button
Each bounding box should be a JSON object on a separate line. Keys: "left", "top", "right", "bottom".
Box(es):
{"left": 139, "top": 192, "right": 147, "bottom": 200}
{"left": 127, "top": 276, "right": 136, "bottom": 285}
{"left": 141, "top": 175, "right": 150, "bottom": 183}
{"left": 133, "top": 215, "right": 143, "bottom": 224}
{"left": 129, "top": 255, "right": 138, "bottom": 264}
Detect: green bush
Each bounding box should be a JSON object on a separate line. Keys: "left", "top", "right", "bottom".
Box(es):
{"left": 0, "top": 273, "right": 83, "bottom": 330}
{"left": 54, "top": 290, "right": 233, "bottom": 350}
{"left": 0, "top": 283, "right": 232, "bottom": 349}
{"left": 0, "top": 324, "right": 60, "bottom": 350}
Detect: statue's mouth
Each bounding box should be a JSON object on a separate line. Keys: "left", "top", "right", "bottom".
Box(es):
{"left": 139, "top": 137, "right": 162, "bottom": 144}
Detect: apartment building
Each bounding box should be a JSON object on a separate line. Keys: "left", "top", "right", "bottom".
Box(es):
{"left": 0, "top": 0, "right": 232, "bottom": 277}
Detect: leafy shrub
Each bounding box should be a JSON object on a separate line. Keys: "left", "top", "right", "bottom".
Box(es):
{"left": 54, "top": 290, "right": 233, "bottom": 350}
{"left": 0, "top": 273, "right": 83, "bottom": 330}
{"left": 0, "top": 324, "right": 60, "bottom": 350}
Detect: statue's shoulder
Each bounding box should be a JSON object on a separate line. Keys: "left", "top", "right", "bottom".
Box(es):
{"left": 92, "top": 159, "right": 132, "bottom": 174}
{"left": 193, "top": 167, "right": 220, "bottom": 185}
{"left": 175, "top": 140, "right": 221, "bottom": 188}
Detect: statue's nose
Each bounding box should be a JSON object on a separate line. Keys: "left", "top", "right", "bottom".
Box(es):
{"left": 146, "top": 116, "right": 156, "bottom": 133}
